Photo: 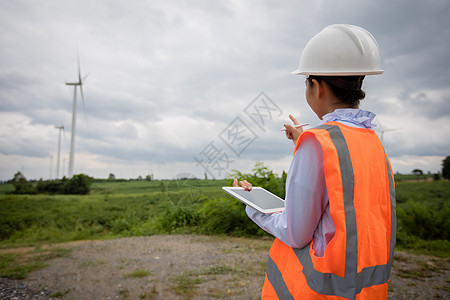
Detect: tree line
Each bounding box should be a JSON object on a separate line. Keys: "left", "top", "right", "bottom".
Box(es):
{"left": 9, "top": 172, "right": 93, "bottom": 195}
{"left": 6, "top": 155, "right": 449, "bottom": 195}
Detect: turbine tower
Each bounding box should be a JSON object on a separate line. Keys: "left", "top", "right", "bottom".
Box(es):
{"left": 66, "top": 52, "right": 88, "bottom": 177}
{"left": 55, "top": 125, "right": 64, "bottom": 179}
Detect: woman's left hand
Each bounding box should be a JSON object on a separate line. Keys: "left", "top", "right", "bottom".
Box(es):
{"left": 233, "top": 178, "right": 252, "bottom": 191}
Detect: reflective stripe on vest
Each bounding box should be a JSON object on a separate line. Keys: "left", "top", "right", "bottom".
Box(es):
{"left": 264, "top": 123, "right": 396, "bottom": 299}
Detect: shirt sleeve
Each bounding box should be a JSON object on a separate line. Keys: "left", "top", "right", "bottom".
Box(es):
{"left": 246, "top": 134, "right": 327, "bottom": 248}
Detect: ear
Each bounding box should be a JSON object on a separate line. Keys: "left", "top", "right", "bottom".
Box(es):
{"left": 316, "top": 79, "right": 331, "bottom": 99}
{"left": 311, "top": 79, "right": 324, "bottom": 99}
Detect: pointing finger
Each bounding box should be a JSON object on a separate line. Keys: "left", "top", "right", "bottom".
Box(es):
{"left": 289, "top": 114, "right": 300, "bottom": 126}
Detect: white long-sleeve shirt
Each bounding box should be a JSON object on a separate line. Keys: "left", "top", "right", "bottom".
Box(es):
{"left": 246, "top": 109, "right": 377, "bottom": 256}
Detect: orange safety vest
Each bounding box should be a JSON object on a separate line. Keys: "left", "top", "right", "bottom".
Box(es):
{"left": 262, "top": 121, "right": 396, "bottom": 300}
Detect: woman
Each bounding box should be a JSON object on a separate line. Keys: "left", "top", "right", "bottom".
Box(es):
{"left": 234, "top": 24, "right": 396, "bottom": 299}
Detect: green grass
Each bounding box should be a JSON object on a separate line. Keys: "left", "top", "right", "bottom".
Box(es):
{"left": 171, "top": 265, "right": 234, "bottom": 296}
{"left": 170, "top": 261, "right": 264, "bottom": 297}
{"left": 203, "top": 265, "right": 233, "bottom": 275}
{"left": 79, "top": 258, "right": 107, "bottom": 267}
{"left": 50, "top": 289, "right": 70, "bottom": 298}
{"left": 394, "top": 180, "right": 450, "bottom": 257}
{"left": 0, "top": 193, "right": 157, "bottom": 246}
{"left": 394, "top": 173, "right": 433, "bottom": 181}
{"left": 0, "top": 247, "right": 72, "bottom": 279}
{"left": 0, "top": 253, "right": 47, "bottom": 279}
{"left": 0, "top": 180, "right": 228, "bottom": 248}
{"left": 89, "top": 179, "right": 227, "bottom": 195}
{"left": 0, "top": 179, "right": 449, "bottom": 258}
{"left": 395, "top": 180, "right": 449, "bottom": 203}
{"left": 124, "top": 268, "right": 152, "bottom": 278}
{"left": 395, "top": 257, "right": 443, "bottom": 279}
{"left": 0, "top": 178, "right": 263, "bottom": 249}
{"left": 172, "top": 271, "right": 205, "bottom": 296}
{"left": 0, "top": 183, "right": 14, "bottom": 194}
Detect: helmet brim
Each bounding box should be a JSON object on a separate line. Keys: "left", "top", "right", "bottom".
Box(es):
{"left": 291, "top": 69, "right": 384, "bottom": 76}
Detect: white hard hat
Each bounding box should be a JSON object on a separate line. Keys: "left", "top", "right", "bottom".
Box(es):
{"left": 292, "top": 24, "right": 383, "bottom": 76}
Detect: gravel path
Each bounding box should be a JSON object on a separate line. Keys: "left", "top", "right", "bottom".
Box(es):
{"left": 0, "top": 277, "right": 52, "bottom": 299}
{"left": 1, "top": 235, "right": 449, "bottom": 299}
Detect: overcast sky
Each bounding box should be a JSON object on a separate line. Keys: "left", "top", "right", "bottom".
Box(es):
{"left": 0, "top": 0, "right": 449, "bottom": 181}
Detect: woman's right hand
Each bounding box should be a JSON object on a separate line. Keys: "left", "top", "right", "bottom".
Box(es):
{"left": 233, "top": 178, "right": 252, "bottom": 191}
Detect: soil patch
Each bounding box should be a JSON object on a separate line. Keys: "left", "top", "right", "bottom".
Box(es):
{"left": 1, "top": 235, "right": 449, "bottom": 299}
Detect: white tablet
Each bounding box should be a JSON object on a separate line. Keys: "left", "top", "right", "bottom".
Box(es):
{"left": 222, "top": 186, "right": 285, "bottom": 214}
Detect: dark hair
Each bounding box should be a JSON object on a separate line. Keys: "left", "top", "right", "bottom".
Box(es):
{"left": 308, "top": 75, "right": 366, "bottom": 106}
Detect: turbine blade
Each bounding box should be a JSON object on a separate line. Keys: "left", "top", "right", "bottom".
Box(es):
{"left": 63, "top": 125, "right": 68, "bottom": 144}
{"left": 79, "top": 85, "right": 90, "bottom": 130}
{"left": 82, "top": 73, "right": 90, "bottom": 82}
{"left": 79, "top": 85, "right": 87, "bottom": 118}
{"left": 80, "top": 85, "right": 85, "bottom": 108}
{"left": 77, "top": 49, "right": 82, "bottom": 84}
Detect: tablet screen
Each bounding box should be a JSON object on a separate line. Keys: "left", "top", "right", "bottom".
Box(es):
{"left": 222, "top": 187, "right": 285, "bottom": 213}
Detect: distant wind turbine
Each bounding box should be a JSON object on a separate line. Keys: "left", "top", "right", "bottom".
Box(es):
{"left": 377, "top": 121, "right": 400, "bottom": 144}
{"left": 66, "top": 51, "right": 89, "bottom": 177}
{"left": 49, "top": 155, "right": 53, "bottom": 179}
{"left": 55, "top": 125, "right": 64, "bottom": 179}
{"left": 62, "top": 158, "right": 66, "bottom": 178}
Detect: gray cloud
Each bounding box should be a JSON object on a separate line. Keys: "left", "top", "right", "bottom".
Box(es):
{"left": 0, "top": 0, "right": 449, "bottom": 180}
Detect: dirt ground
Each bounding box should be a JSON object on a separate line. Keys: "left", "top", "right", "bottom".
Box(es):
{"left": 1, "top": 235, "right": 449, "bottom": 299}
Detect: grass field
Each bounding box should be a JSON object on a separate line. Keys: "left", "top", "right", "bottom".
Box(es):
{"left": 0, "top": 179, "right": 246, "bottom": 246}
{"left": 90, "top": 178, "right": 228, "bottom": 195}
{"left": 394, "top": 173, "right": 437, "bottom": 181}
{"left": 1, "top": 178, "right": 449, "bottom": 257}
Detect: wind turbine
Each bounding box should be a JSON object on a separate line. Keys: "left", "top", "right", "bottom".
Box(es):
{"left": 381, "top": 128, "right": 398, "bottom": 144}
{"left": 55, "top": 125, "right": 65, "bottom": 179}
{"left": 377, "top": 121, "right": 400, "bottom": 144}
{"left": 66, "top": 52, "right": 88, "bottom": 177}
{"left": 49, "top": 155, "right": 53, "bottom": 179}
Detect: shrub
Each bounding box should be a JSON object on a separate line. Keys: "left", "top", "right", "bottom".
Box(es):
{"left": 10, "top": 174, "right": 94, "bottom": 195}
{"left": 442, "top": 156, "right": 450, "bottom": 180}
{"left": 37, "top": 179, "right": 65, "bottom": 194}
{"left": 397, "top": 200, "right": 449, "bottom": 241}
{"left": 0, "top": 217, "right": 24, "bottom": 240}
{"left": 111, "top": 218, "right": 131, "bottom": 234}
{"left": 11, "top": 172, "right": 35, "bottom": 194}
{"left": 63, "top": 174, "right": 93, "bottom": 195}
{"left": 198, "top": 197, "right": 263, "bottom": 236}
{"left": 227, "top": 162, "right": 285, "bottom": 198}
{"left": 156, "top": 203, "right": 200, "bottom": 233}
